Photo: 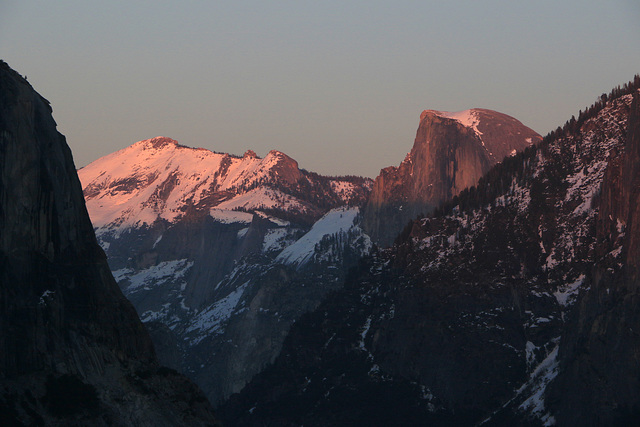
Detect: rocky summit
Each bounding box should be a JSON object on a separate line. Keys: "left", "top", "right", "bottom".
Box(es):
{"left": 363, "top": 108, "right": 541, "bottom": 247}
{"left": 0, "top": 60, "right": 218, "bottom": 425}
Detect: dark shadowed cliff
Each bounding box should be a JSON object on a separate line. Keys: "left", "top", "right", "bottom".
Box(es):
{"left": 0, "top": 60, "right": 218, "bottom": 425}
{"left": 547, "top": 88, "right": 640, "bottom": 426}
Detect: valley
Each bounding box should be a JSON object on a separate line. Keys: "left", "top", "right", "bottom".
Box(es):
{"left": 4, "top": 55, "right": 639, "bottom": 425}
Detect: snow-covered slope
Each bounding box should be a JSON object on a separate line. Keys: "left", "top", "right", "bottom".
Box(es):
{"left": 78, "top": 137, "right": 373, "bottom": 405}
{"left": 277, "top": 207, "right": 371, "bottom": 267}
{"left": 428, "top": 109, "right": 483, "bottom": 137}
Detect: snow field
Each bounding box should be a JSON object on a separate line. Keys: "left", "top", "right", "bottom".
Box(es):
{"left": 276, "top": 207, "right": 360, "bottom": 266}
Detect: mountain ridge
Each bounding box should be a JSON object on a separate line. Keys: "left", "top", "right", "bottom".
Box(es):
{"left": 547, "top": 86, "right": 640, "bottom": 426}
{"left": 80, "top": 135, "right": 372, "bottom": 235}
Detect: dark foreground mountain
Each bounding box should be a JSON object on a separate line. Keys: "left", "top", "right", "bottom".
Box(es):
{"left": 363, "top": 108, "right": 541, "bottom": 247}
{"left": 220, "top": 79, "right": 640, "bottom": 425}
{"left": 78, "top": 137, "right": 373, "bottom": 404}
{"left": 547, "top": 81, "right": 640, "bottom": 425}
{"left": 0, "top": 60, "right": 218, "bottom": 425}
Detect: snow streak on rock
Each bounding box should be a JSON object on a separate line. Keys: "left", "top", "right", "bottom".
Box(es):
{"left": 186, "top": 282, "right": 249, "bottom": 345}
{"left": 277, "top": 207, "right": 370, "bottom": 267}
{"left": 432, "top": 109, "right": 483, "bottom": 137}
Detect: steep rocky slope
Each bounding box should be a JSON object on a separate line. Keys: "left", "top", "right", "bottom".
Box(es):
{"left": 547, "top": 88, "right": 640, "bottom": 425}
{"left": 363, "top": 108, "right": 540, "bottom": 246}
{"left": 78, "top": 138, "right": 373, "bottom": 404}
{"left": 221, "top": 81, "right": 639, "bottom": 425}
{"left": 0, "top": 60, "right": 217, "bottom": 425}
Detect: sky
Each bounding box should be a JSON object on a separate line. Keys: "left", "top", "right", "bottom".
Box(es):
{"left": 1, "top": 1, "right": 639, "bottom": 178}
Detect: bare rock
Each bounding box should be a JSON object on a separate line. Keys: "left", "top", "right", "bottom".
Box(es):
{"left": 363, "top": 108, "right": 540, "bottom": 246}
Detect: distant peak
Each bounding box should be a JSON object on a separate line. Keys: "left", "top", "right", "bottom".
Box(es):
{"left": 142, "top": 136, "right": 180, "bottom": 150}
{"left": 265, "top": 150, "right": 292, "bottom": 161}
{"left": 243, "top": 149, "right": 258, "bottom": 159}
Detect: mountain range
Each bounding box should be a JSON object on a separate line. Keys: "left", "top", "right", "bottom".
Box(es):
{"left": 4, "top": 55, "right": 640, "bottom": 425}
{"left": 77, "top": 99, "right": 538, "bottom": 408}
{"left": 78, "top": 137, "right": 374, "bottom": 404}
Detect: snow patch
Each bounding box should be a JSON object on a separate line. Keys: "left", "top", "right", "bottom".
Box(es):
{"left": 39, "top": 290, "right": 55, "bottom": 306}
{"left": 210, "top": 208, "right": 253, "bottom": 224}
{"left": 525, "top": 341, "right": 537, "bottom": 368}
{"left": 358, "top": 316, "right": 372, "bottom": 351}
{"left": 186, "top": 281, "right": 249, "bottom": 344}
{"left": 438, "top": 110, "right": 481, "bottom": 132}
{"left": 432, "top": 109, "right": 483, "bottom": 138}
{"left": 216, "top": 188, "right": 306, "bottom": 213}
{"left": 553, "top": 275, "right": 585, "bottom": 307}
{"left": 116, "top": 259, "right": 193, "bottom": 295}
{"left": 276, "top": 207, "right": 359, "bottom": 267}
{"left": 255, "top": 211, "right": 290, "bottom": 227}
{"left": 262, "top": 228, "right": 293, "bottom": 253}
{"left": 518, "top": 345, "right": 559, "bottom": 424}
{"left": 330, "top": 180, "right": 359, "bottom": 203}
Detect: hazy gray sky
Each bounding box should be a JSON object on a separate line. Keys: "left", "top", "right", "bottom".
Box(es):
{"left": 2, "top": 1, "right": 639, "bottom": 177}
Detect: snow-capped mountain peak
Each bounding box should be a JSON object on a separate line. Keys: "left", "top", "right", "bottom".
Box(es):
{"left": 79, "top": 137, "right": 371, "bottom": 235}
{"left": 78, "top": 136, "right": 373, "bottom": 406}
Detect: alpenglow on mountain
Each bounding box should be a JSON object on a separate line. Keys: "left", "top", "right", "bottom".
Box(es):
{"left": 81, "top": 136, "right": 370, "bottom": 232}
{"left": 78, "top": 138, "right": 373, "bottom": 404}
{"left": 363, "top": 108, "right": 541, "bottom": 246}
{"left": 78, "top": 106, "right": 540, "bottom": 407}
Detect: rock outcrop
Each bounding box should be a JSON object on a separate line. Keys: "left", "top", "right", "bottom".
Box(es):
{"left": 363, "top": 108, "right": 540, "bottom": 246}
{"left": 0, "top": 60, "right": 217, "bottom": 425}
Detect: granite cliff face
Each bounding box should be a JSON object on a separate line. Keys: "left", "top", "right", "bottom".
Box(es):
{"left": 0, "top": 61, "right": 217, "bottom": 425}
{"left": 363, "top": 108, "right": 541, "bottom": 246}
